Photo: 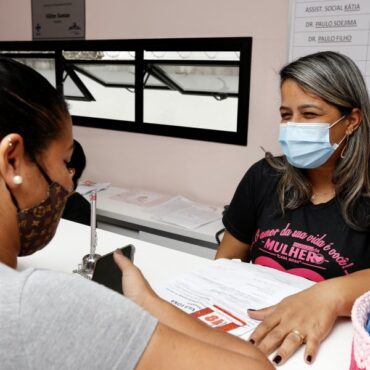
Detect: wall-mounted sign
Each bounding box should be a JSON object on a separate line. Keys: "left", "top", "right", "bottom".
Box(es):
{"left": 289, "top": 0, "right": 370, "bottom": 93}
{"left": 32, "top": 0, "right": 85, "bottom": 40}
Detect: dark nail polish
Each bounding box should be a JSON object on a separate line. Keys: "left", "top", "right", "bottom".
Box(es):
{"left": 306, "top": 355, "right": 312, "bottom": 363}
{"left": 273, "top": 355, "right": 282, "bottom": 365}
{"left": 248, "top": 308, "right": 256, "bottom": 311}
{"left": 249, "top": 338, "right": 255, "bottom": 344}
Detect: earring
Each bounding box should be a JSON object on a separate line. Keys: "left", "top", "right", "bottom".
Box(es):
{"left": 13, "top": 175, "right": 23, "bottom": 185}
{"left": 8, "top": 138, "right": 13, "bottom": 147}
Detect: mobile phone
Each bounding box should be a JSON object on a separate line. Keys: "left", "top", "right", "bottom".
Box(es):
{"left": 91, "top": 244, "right": 135, "bottom": 294}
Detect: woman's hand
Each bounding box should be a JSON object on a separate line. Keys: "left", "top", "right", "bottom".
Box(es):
{"left": 248, "top": 282, "right": 341, "bottom": 366}
{"left": 113, "top": 249, "right": 158, "bottom": 308}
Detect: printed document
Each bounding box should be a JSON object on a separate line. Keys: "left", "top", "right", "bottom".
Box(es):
{"left": 149, "top": 195, "right": 222, "bottom": 229}
{"left": 110, "top": 189, "right": 171, "bottom": 207}
{"left": 76, "top": 180, "right": 110, "bottom": 195}
{"left": 154, "top": 259, "right": 314, "bottom": 337}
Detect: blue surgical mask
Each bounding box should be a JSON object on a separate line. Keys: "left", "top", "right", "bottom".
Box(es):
{"left": 278, "top": 116, "right": 346, "bottom": 169}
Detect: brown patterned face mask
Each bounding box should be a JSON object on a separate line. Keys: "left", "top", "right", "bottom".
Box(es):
{"left": 10, "top": 163, "right": 70, "bottom": 257}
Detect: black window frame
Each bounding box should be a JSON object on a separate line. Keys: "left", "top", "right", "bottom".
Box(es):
{"left": 0, "top": 37, "right": 252, "bottom": 145}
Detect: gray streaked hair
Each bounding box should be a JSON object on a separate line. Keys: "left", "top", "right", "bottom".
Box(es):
{"left": 266, "top": 51, "right": 370, "bottom": 231}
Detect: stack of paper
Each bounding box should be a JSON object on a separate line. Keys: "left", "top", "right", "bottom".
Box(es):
{"left": 154, "top": 259, "right": 314, "bottom": 337}
{"left": 148, "top": 195, "right": 222, "bottom": 229}
{"left": 110, "top": 189, "right": 171, "bottom": 207}
{"left": 76, "top": 180, "right": 110, "bottom": 195}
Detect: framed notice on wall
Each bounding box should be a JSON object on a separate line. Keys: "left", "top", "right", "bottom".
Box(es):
{"left": 32, "top": 0, "right": 85, "bottom": 40}
{"left": 289, "top": 0, "right": 370, "bottom": 92}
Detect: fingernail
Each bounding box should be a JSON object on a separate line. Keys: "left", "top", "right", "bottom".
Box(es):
{"left": 249, "top": 338, "right": 255, "bottom": 344}
{"left": 273, "top": 355, "right": 282, "bottom": 365}
{"left": 248, "top": 308, "right": 256, "bottom": 311}
{"left": 306, "top": 355, "right": 312, "bottom": 363}
{"left": 115, "top": 248, "right": 123, "bottom": 255}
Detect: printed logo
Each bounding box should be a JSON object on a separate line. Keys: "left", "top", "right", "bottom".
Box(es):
{"left": 252, "top": 223, "right": 354, "bottom": 280}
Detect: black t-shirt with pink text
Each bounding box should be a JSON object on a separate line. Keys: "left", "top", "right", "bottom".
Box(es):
{"left": 223, "top": 158, "right": 370, "bottom": 282}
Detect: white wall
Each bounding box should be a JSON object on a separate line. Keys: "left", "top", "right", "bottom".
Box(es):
{"left": 0, "top": 0, "right": 288, "bottom": 206}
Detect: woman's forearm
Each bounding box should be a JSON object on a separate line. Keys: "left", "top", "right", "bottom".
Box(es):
{"left": 321, "top": 268, "right": 370, "bottom": 317}
{"left": 142, "top": 293, "right": 269, "bottom": 364}
{"left": 215, "top": 230, "right": 251, "bottom": 261}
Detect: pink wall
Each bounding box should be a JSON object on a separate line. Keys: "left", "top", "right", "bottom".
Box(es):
{"left": 0, "top": 0, "right": 288, "bottom": 205}
{"left": 0, "top": 1, "right": 31, "bottom": 41}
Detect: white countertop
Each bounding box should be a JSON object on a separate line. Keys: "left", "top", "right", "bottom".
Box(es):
{"left": 17, "top": 219, "right": 353, "bottom": 370}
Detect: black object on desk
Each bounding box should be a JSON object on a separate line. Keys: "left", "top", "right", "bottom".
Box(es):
{"left": 92, "top": 245, "right": 135, "bottom": 294}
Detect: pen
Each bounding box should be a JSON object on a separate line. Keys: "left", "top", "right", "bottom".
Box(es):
{"left": 72, "top": 189, "right": 100, "bottom": 278}
{"left": 89, "top": 190, "right": 97, "bottom": 257}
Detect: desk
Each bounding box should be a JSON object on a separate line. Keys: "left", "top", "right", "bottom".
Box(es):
{"left": 94, "top": 186, "right": 224, "bottom": 258}
{"left": 18, "top": 220, "right": 352, "bottom": 370}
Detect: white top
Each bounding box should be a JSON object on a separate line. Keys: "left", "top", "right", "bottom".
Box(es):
{"left": 18, "top": 219, "right": 353, "bottom": 370}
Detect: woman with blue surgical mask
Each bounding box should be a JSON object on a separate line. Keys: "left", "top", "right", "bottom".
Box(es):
{"left": 279, "top": 113, "right": 347, "bottom": 169}
{"left": 216, "top": 51, "right": 370, "bottom": 366}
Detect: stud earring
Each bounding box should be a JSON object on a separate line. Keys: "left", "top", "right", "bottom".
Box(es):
{"left": 13, "top": 175, "right": 23, "bottom": 185}
{"left": 8, "top": 138, "right": 13, "bottom": 147}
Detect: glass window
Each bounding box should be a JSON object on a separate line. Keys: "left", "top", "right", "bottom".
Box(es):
{"left": 0, "top": 38, "right": 252, "bottom": 145}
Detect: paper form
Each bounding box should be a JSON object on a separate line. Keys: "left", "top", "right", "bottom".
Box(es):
{"left": 148, "top": 195, "right": 222, "bottom": 229}
{"left": 76, "top": 180, "right": 111, "bottom": 195}
{"left": 110, "top": 189, "right": 171, "bottom": 207}
{"left": 154, "top": 259, "right": 314, "bottom": 337}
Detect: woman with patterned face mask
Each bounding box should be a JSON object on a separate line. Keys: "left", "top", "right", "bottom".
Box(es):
{"left": 216, "top": 51, "right": 370, "bottom": 366}
{"left": 0, "top": 59, "right": 273, "bottom": 370}
{"left": 0, "top": 60, "right": 74, "bottom": 265}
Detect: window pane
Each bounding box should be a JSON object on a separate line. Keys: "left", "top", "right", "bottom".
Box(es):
{"left": 63, "top": 51, "right": 135, "bottom": 60}
{"left": 144, "top": 51, "right": 239, "bottom": 131}
{"left": 64, "top": 74, "right": 87, "bottom": 99}
{"left": 156, "top": 65, "right": 239, "bottom": 94}
{"left": 74, "top": 63, "right": 135, "bottom": 87}
{"left": 66, "top": 68, "right": 135, "bottom": 122}
{"left": 144, "top": 51, "right": 239, "bottom": 61}
{"left": 64, "top": 51, "right": 136, "bottom": 122}
{"left": 13, "top": 58, "right": 56, "bottom": 87}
